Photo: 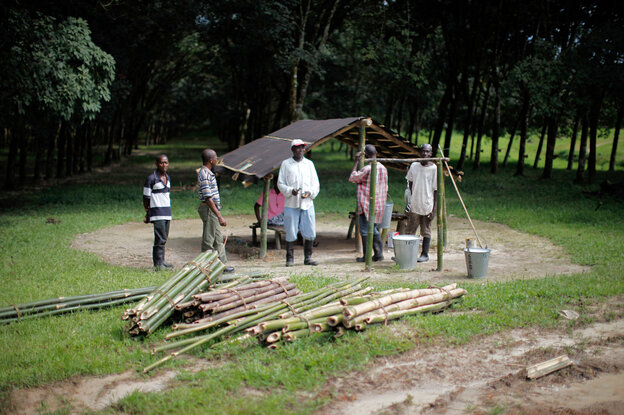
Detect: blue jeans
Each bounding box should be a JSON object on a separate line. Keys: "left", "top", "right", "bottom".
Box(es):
{"left": 284, "top": 206, "right": 316, "bottom": 242}
{"left": 358, "top": 213, "right": 380, "bottom": 237}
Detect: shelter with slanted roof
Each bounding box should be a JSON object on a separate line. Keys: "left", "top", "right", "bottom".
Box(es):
{"left": 214, "top": 116, "right": 424, "bottom": 261}
{"left": 215, "top": 117, "right": 420, "bottom": 185}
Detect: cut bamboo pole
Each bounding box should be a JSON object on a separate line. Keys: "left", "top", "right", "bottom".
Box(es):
{"left": 1, "top": 287, "right": 155, "bottom": 323}
{"left": 526, "top": 355, "right": 573, "bottom": 379}
{"left": 343, "top": 284, "right": 457, "bottom": 319}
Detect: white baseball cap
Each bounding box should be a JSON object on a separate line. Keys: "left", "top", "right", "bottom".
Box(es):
{"left": 291, "top": 139, "right": 306, "bottom": 148}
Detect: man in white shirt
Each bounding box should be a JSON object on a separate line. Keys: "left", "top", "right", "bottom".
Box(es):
{"left": 277, "top": 139, "right": 320, "bottom": 266}
{"left": 405, "top": 143, "right": 437, "bottom": 262}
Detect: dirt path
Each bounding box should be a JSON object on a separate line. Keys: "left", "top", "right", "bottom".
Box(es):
{"left": 72, "top": 213, "right": 587, "bottom": 282}
{"left": 319, "top": 317, "right": 624, "bottom": 415}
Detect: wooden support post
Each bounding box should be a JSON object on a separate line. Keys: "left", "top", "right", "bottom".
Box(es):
{"left": 259, "top": 175, "right": 272, "bottom": 258}
{"left": 436, "top": 161, "right": 444, "bottom": 271}
{"left": 443, "top": 172, "right": 448, "bottom": 248}
{"left": 356, "top": 122, "right": 367, "bottom": 254}
{"left": 366, "top": 159, "right": 377, "bottom": 271}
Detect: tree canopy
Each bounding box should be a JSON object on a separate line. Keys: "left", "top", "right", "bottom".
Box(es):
{"left": 1, "top": 0, "right": 622, "bottom": 187}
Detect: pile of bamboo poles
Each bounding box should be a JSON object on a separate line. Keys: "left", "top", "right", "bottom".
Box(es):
{"left": 173, "top": 277, "right": 301, "bottom": 326}
{"left": 123, "top": 250, "right": 226, "bottom": 336}
{"left": 143, "top": 278, "right": 371, "bottom": 372}
{"left": 0, "top": 286, "right": 155, "bottom": 325}
{"left": 249, "top": 283, "right": 466, "bottom": 348}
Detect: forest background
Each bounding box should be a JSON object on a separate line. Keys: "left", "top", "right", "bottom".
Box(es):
{"left": 1, "top": 0, "right": 623, "bottom": 188}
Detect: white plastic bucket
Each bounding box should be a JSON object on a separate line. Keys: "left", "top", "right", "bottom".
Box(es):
{"left": 464, "top": 248, "right": 491, "bottom": 279}
{"left": 380, "top": 202, "right": 394, "bottom": 229}
{"left": 392, "top": 235, "right": 421, "bottom": 269}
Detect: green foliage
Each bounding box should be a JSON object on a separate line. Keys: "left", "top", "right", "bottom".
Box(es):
{"left": 3, "top": 10, "right": 115, "bottom": 121}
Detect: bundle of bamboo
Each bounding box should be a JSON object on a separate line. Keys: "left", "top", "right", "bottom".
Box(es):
{"left": 143, "top": 278, "right": 370, "bottom": 372}
{"left": 173, "top": 277, "right": 301, "bottom": 326}
{"left": 123, "top": 250, "right": 226, "bottom": 336}
{"left": 246, "top": 284, "right": 465, "bottom": 348}
{"left": 0, "top": 287, "right": 156, "bottom": 325}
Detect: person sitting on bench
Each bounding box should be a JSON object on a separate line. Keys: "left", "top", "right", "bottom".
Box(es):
{"left": 254, "top": 179, "right": 285, "bottom": 226}
{"left": 255, "top": 177, "right": 318, "bottom": 247}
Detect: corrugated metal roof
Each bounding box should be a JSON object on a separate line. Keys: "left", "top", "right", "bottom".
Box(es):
{"left": 215, "top": 117, "right": 421, "bottom": 185}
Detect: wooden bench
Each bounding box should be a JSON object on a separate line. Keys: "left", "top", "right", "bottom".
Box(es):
{"left": 347, "top": 211, "right": 408, "bottom": 239}
{"left": 250, "top": 223, "right": 286, "bottom": 249}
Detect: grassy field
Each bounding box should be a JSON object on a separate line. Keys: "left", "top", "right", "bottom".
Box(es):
{"left": 0, "top": 128, "right": 623, "bottom": 414}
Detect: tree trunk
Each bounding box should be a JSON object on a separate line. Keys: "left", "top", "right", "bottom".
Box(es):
{"left": 608, "top": 108, "right": 622, "bottom": 172}
{"left": 541, "top": 117, "right": 558, "bottom": 179}
{"left": 490, "top": 85, "right": 501, "bottom": 174}
{"left": 88, "top": 122, "right": 97, "bottom": 172}
{"left": 57, "top": 121, "right": 67, "bottom": 179}
{"left": 431, "top": 82, "right": 452, "bottom": 156}
{"left": 45, "top": 123, "right": 58, "bottom": 180}
{"left": 384, "top": 88, "right": 396, "bottom": 128}
{"left": 567, "top": 114, "right": 580, "bottom": 170}
{"left": 238, "top": 107, "right": 251, "bottom": 147}
{"left": 65, "top": 124, "right": 74, "bottom": 177}
{"left": 515, "top": 93, "right": 530, "bottom": 177}
{"left": 289, "top": 64, "right": 299, "bottom": 123}
{"left": 289, "top": 0, "right": 310, "bottom": 123}
{"left": 587, "top": 91, "right": 604, "bottom": 183}
{"left": 473, "top": 77, "right": 492, "bottom": 170}
{"left": 18, "top": 127, "right": 28, "bottom": 186}
{"left": 4, "top": 128, "right": 18, "bottom": 189}
{"left": 502, "top": 114, "right": 521, "bottom": 168}
{"left": 457, "top": 75, "right": 479, "bottom": 171}
{"left": 574, "top": 115, "right": 589, "bottom": 184}
{"left": 442, "top": 85, "right": 457, "bottom": 159}
{"left": 395, "top": 90, "right": 406, "bottom": 134}
{"left": 533, "top": 122, "right": 547, "bottom": 169}
{"left": 33, "top": 128, "right": 45, "bottom": 182}
{"left": 295, "top": 0, "right": 338, "bottom": 121}
{"left": 406, "top": 100, "right": 418, "bottom": 144}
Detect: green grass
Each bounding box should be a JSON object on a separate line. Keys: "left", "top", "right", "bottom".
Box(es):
{"left": 0, "top": 129, "right": 623, "bottom": 414}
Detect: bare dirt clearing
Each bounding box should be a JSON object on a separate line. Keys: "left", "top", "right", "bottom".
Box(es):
{"left": 8, "top": 215, "right": 621, "bottom": 415}
{"left": 72, "top": 213, "right": 587, "bottom": 282}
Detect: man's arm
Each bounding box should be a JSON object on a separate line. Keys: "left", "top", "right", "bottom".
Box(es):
{"left": 428, "top": 191, "right": 437, "bottom": 220}
{"left": 277, "top": 161, "right": 296, "bottom": 196}
{"left": 206, "top": 197, "right": 227, "bottom": 226}
{"left": 348, "top": 151, "right": 368, "bottom": 184}
{"left": 307, "top": 161, "right": 320, "bottom": 199}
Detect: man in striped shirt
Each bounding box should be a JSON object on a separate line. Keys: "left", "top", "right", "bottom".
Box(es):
{"left": 349, "top": 144, "right": 388, "bottom": 262}
{"left": 143, "top": 154, "right": 172, "bottom": 271}
{"left": 197, "top": 149, "right": 234, "bottom": 273}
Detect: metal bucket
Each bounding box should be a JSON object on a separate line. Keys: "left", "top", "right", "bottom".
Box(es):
{"left": 464, "top": 247, "right": 491, "bottom": 279}
{"left": 380, "top": 202, "right": 394, "bottom": 229}
{"left": 392, "top": 235, "right": 421, "bottom": 269}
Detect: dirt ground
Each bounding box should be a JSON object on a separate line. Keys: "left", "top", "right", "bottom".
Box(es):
{"left": 8, "top": 215, "right": 624, "bottom": 414}
{"left": 72, "top": 213, "right": 587, "bottom": 282}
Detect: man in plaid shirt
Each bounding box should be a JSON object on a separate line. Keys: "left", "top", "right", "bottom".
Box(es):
{"left": 349, "top": 144, "right": 388, "bottom": 262}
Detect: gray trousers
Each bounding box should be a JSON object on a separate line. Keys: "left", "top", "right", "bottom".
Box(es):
{"left": 198, "top": 204, "right": 227, "bottom": 263}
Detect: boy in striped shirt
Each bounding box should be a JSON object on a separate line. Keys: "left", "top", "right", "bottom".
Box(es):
{"left": 143, "top": 154, "right": 172, "bottom": 271}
